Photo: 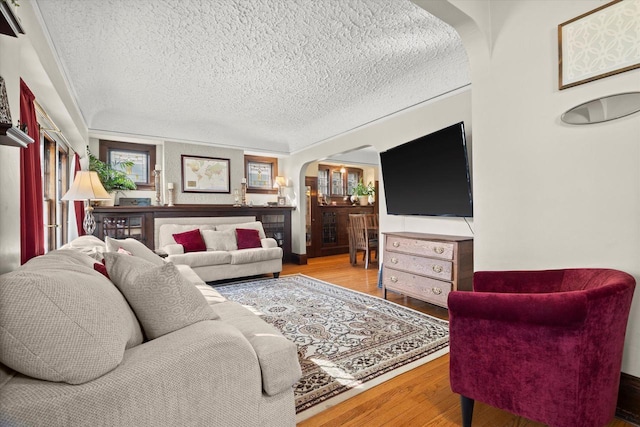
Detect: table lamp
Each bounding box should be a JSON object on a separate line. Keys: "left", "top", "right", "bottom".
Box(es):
{"left": 274, "top": 176, "right": 286, "bottom": 197}
{"left": 62, "top": 171, "right": 111, "bottom": 234}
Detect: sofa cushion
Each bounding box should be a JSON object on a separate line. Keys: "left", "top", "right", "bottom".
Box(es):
{"left": 215, "top": 221, "right": 266, "bottom": 239}
{"left": 59, "top": 235, "right": 107, "bottom": 261}
{"left": 236, "top": 228, "right": 262, "bottom": 250}
{"left": 229, "top": 247, "right": 283, "bottom": 265}
{"left": 195, "top": 284, "right": 228, "bottom": 305}
{"left": 167, "top": 251, "right": 232, "bottom": 268}
{"left": 173, "top": 229, "right": 207, "bottom": 253}
{"left": 104, "top": 253, "right": 218, "bottom": 339}
{"left": 201, "top": 229, "right": 238, "bottom": 251}
{"left": 105, "top": 236, "right": 165, "bottom": 266}
{"left": 0, "top": 250, "right": 143, "bottom": 384}
{"left": 209, "top": 301, "right": 301, "bottom": 396}
{"left": 164, "top": 243, "right": 185, "bottom": 255}
{"left": 173, "top": 264, "right": 227, "bottom": 305}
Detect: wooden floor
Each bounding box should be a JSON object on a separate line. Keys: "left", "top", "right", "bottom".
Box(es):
{"left": 281, "top": 254, "right": 633, "bottom": 427}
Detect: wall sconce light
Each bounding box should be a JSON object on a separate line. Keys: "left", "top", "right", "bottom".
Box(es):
{"left": 61, "top": 171, "right": 111, "bottom": 234}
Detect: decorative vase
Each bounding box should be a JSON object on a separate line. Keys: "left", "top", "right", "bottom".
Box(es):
{"left": 358, "top": 195, "right": 369, "bottom": 206}
{"left": 368, "top": 195, "right": 375, "bottom": 205}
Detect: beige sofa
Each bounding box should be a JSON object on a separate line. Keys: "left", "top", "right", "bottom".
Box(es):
{"left": 0, "top": 237, "right": 301, "bottom": 426}
{"left": 155, "top": 217, "right": 283, "bottom": 282}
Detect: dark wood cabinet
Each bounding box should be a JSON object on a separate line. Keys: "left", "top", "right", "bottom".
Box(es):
{"left": 97, "top": 212, "right": 153, "bottom": 247}
{"left": 311, "top": 205, "right": 375, "bottom": 257}
{"left": 92, "top": 205, "right": 294, "bottom": 263}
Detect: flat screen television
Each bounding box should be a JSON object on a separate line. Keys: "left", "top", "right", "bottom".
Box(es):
{"left": 380, "top": 121, "right": 472, "bottom": 217}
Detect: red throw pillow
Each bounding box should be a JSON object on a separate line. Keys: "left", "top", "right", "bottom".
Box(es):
{"left": 93, "top": 262, "right": 110, "bottom": 279}
{"left": 236, "top": 228, "right": 262, "bottom": 250}
{"left": 173, "top": 228, "right": 206, "bottom": 253}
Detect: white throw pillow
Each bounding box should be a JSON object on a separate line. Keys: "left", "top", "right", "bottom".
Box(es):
{"left": 105, "top": 237, "right": 165, "bottom": 266}
{"left": 104, "top": 253, "right": 218, "bottom": 340}
{"left": 0, "top": 250, "right": 143, "bottom": 384}
{"left": 201, "top": 229, "right": 238, "bottom": 251}
{"left": 215, "top": 221, "right": 266, "bottom": 239}
{"left": 60, "top": 235, "right": 107, "bottom": 261}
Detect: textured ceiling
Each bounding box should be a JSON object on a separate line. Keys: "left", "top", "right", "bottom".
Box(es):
{"left": 34, "top": 0, "right": 469, "bottom": 154}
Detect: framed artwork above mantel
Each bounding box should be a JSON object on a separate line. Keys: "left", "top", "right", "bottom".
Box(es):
{"left": 244, "top": 155, "right": 278, "bottom": 194}
{"left": 181, "top": 155, "right": 230, "bottom": 193}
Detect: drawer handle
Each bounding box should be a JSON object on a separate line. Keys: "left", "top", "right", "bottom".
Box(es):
{"left": 432, "top": 287, "right": 442, "bottom": 295}
{"left": 390, "top": 257, "right": 398, "bottom": 264}
{"left": 432, "top": 265, "right": 443, "bottom": 273}
{"left": 392, "top": 241, "right": 400, "bottom": 248}
{"left": 390, "top": 276, "right": 398, "bottom": 283}
{"left": 433, "top": 246, "right": 445, "bottom": 254}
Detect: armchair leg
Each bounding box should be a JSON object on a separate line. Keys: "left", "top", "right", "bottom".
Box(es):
{"left": 273, "top": 272, "right": 280, "bottom": 278}
{"left": 461, "top": 395, "right": 474, "bottom": 427}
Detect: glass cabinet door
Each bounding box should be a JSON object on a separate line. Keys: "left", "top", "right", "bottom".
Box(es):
{"left": 317, "top": 169, "right": 329, "bottom": 198}
{"left": 305, "top": 185, "right": 312, "bottom": 248}
{"left": 331, "top": 170, "right": 344, "bottom": 196}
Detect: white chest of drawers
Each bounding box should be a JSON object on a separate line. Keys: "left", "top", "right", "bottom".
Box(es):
{"left": 382, "top": 232, "right": 473, "bottom": 308}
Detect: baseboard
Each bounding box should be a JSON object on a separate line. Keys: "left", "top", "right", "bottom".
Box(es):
{"left": 291, "top": 253, "right": 308, "bottom": 265}
{"left": 617, "top": 372, "right": 640, "bottom": 425}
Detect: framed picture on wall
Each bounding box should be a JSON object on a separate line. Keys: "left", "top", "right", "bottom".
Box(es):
{"left": 99, "top": 140, "right": 157, "bottom": 190}
{"left": 244, "top": 155, "right": 278, "bottom": 194}
{"left": 181, "top": 155, "right": 230, "bottom": 193}
{"left": 558, "top": 0, "right": 640, "bottom": 90}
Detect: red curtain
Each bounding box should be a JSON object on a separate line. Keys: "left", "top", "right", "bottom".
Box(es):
{"left": 20, "top": 79, "right": 44, "bottom": 264}
{"left": 73, "top": 153, "right": 85, "bottom": 236}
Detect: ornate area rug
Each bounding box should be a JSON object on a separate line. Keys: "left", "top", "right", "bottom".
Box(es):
{"left": 213, "top": 274, "right": 449, "bottom": 422}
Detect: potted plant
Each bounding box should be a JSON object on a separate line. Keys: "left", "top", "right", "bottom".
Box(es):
{"left": 88, "top": 148, "right": 136, "bottom": 205}
{"left": 354, "top": 180, "right": 374, "bottom": 206}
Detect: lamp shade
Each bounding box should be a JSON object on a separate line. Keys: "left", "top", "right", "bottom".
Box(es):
{"left": 62, "top": 171, "right": 111, "bottom": 201}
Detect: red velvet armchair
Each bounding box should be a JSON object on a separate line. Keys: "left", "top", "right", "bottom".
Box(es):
{"left": 448, "top": 269, "right": 636, "bottom": 427}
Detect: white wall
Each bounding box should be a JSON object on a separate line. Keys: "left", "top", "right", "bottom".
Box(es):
{"left": 428, "top": 0, "right": 640, "bottom": 376}
{"left": 282, "top": 87, "right": 473, "bottom": 255}
{"left": 0, "top": 35, "right": 23, "bottom": 274}
{"left": 0, "top": 1, "right": 89, "bottom": 273}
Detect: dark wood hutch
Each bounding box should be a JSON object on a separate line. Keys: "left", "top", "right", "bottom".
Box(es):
{"left": 92, "top": 205, "right": 294, "bottom": 263}
{"left": 305, "top": 175, "right": 379, "bottom": 258}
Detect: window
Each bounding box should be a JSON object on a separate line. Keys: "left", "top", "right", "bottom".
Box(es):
{"left": 43, "top": 135, "right": 68, "bottom": 250}
{"left": 99, "top": 140, "right": 156, "bottom": 190}
{"left": 244, "top": 155, "right": 278, "bottom": 194}
{"left": 318, "top": 164, "right": 362, "bottom": 197}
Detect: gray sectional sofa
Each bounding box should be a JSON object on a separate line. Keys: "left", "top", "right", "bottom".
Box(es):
{"left": 0, "top": 236, "right": 301, "bottom": 426}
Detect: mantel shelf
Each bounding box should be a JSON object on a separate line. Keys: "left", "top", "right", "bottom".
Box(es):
{"left": 0, "top": 0, "right": 25, "bottom": 37}
{"left": 0, "top": 124, "right": 34, "bottom": 148}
